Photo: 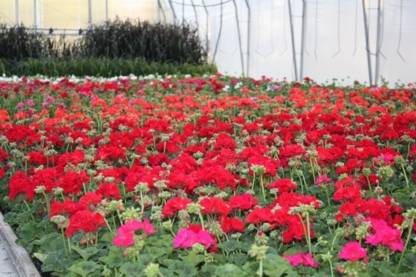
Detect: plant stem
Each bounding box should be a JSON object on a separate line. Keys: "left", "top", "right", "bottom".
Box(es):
{"left": 309, "top": 158, "right": 316, "bottom": 183}
{"left": 400, "top": 164, "right": 409, "bottom": 188}
{"left": 328, "top": 258, "right": 334, "bottom": 277}
{"left": 61, "top": 228, "right": 69, "bottom": 258}
{"left": 306, "top": 213, "right": 312, "bottom": 254}
{"left": 258, "top": 260, "right": 263, "bottom": 277}
{"left": 396, "top": 215, "right": 415, "bottom": 274}
{"left": 260, "top": 174, "right": 266, "bottom": 201}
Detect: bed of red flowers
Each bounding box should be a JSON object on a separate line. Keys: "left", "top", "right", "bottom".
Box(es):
{"left": 0, "top": 74, "right": 415, "bottom": 277}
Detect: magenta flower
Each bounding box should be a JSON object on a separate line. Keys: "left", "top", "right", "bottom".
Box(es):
{"left": 315, "top": 174, "right": 332, "bottom": 185}
{"left": 364, "top": 218, "right": 404, "bottom": 252}
{"left": 173, "top": 229, "right": 198, "bottom": 248}
{"left": 141, "top": 219, "right": 156, "bottom": 235}
{"left": 113, "top": 230, "right": 135, "bottom": 247}
{"left": 113, "top": 219, "right": 156, "bottom": 248}
{"left": 282, "top": 252, "right": 319, "bottom": 268}
{"left": 16, "top": 102, "right": 25, "bottom": 109}
{"left": 174, "top": 228, "right": 214, "bottom": 249}
{"left": 27, "top": 99, "right": 35, "bottom": 106}
{"left": 339, "top": 242, "right": 367, "bottom": 262}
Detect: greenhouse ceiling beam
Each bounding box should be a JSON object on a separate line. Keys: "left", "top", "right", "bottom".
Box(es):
{"left": 300, "top": 0, "right": 307, "bottom": 81}
{"left": 232, "top": 0, "right": 245, "bottom": 77}
{"left": 375, "top": 0, "right": 384, "bottom": 85}
{"left": 288, "top": 0, "right": 298, "bottom": 81}
{"left": 245, "top": 0, "right": 251, "bottom": 77}
{"left": 362, "top": 0, "right": 373, "bottom": 86}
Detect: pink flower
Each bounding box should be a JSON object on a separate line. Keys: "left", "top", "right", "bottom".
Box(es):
{"left": 339, "top": 242, "right": 367, "bottom": 262}
{"left": 364, "top": 218, "right": 404, "bottom": 252}
{"left": 196, "top": 230, "right": 215, "bottom": 248}
{"left": 27, "top": 99, "right": 35, "bottom": 106}
{"left": 113, "top": 219, "right": 156, "bottom": 248}
{"left": 174, "top": 228, "right": 214, "bottom": 249}
{"left": 282, "top": 252, "right": 319, "bottom": 268}
{"left": 315, "top": 174, "right": 332, "bottom": 185}
{"left": 16, "top": 102, "right": 25, "bottom": 109}
{"left": 173, "top": 229, "right": 198, "bottom": 248}
{"left": 113, "top": 231, "right": 135, "bottom": 247}
{"left": 141, "top": 219, "right": 156, "bottom": 235}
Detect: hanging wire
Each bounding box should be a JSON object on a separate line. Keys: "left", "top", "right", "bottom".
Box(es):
{"left": 212, "top": 0, "right": 224, "bottom": 63}
{"left": 190, "top": 0, "right": 200, "bottom": 39}
{"left": 280, "top": 0, "right": 288, "bottom": 56}
{"left": 314, "top": 0, "right": 318, "bottom": 60}
{"left": 353, "top": 0, "right": 358, "bottom": 56}
{"left": 200, "top": 0, "right": 210, "bottom": 57}
{"left": 397, "top": 0, "right": 405, "bottom": 62}
{"left": 170, "top": 0, "right": 232, "bottom": 7}
{"left": 255, "top": 0, "right": 274, "bottom": 58}
{"left": 232, "top": 0, "right": 246, "bottom": 76}
{"left": 331, "top": 0, "right": 341, "bottom": 57}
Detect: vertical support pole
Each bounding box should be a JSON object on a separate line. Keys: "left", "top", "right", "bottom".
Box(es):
{"left": 212, "top": 0, "right": 223, "bottom": 64}
{"left": 362, "top": 0, "right": 373, "bottom": 85}
{"left": 201, "top": 0, "right": 210, "bottom": 59}
{"left": 190, "top": 0, "right": 200, "bottom": 39}
{"left": 33, "top": 0, "right": 38, "bottom": 30}
{"left": 15, "top": 0, "right": 20, "bottom": 26}
{"left": 182, "top": 0, "right": 185, "bottom": 24}
{"left": 288, "top": 0, "right": 298, "bottom": 81}
{"left": 244, "top": 0, "right": 251, "bottom": 77}
{"left": 375, "top": 0, "right": 383, "bottom": 85}
{"left": 232, "top": 0, "right": 245, "bottom": 77}
{"left": 88, "top": 0, "right": 92, "bottom": 28}
{"left": 105, "top": 0, "right": 109, "bottom": 23}
{"left": 300, "top": 0, "right": 307, "bottom": 81}
{"left": 168, "top": 0, "right": 178, "bottom": 24}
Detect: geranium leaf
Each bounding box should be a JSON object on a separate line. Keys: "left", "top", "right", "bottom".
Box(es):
{"left": 167, "top": 260, "right": 197, "bottom": 276}
{"left": 119, "top": 262, "right": 145, "bottom": 277}
{"left": 214, "top": 263, "right": 247, "bottom": 277}
{"left": 68, "top": 261, "right": 100, "bottom": 277}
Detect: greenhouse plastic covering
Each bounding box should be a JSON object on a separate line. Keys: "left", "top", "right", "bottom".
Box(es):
{"left": 1, "top": 0, "right": 415, "bottom": 86}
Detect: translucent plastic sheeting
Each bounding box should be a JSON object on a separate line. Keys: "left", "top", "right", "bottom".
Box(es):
{"left": 1, "top": 0, "right": 415, "bottom": 85}
{"left": 378, "top": 0, "right": 416, "bottom": 87}
{"left": 302, "top": 0, "right": 369, "bottom": 85}
{"left": 167, "top": 0, "right": 416, "bottom": 85}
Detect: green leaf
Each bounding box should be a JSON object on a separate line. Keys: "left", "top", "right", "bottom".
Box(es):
{"left": 33, "top": 252, "right": 48, "bottom": 263}
{"left": 179, "top": 253, "right": 205, "bottom": 266}
{"left": 263, "top": 254, "right": 296, "bottom": 277}
{"left": 71, "top": 246, "right": 99, "bottom": 261}
{"left": 401, "top": 252, "right": 416, "bottom": 270}
{"left": 217, "top": 240, "right": 244, "bottom": 253}
{"left": 167, "top": 260, "right": 197, "bottom": 276}
{"left": 99, "top": 247, "right": 126, "bottom": 268}
{"left": 68, "top": 261, "right": 100, "bottom": 277}
{"left": 119, "top": 262, "right": 145, "bottom": 277}
{"left": 214, "top": 263, "right": 246, "bottom": 277}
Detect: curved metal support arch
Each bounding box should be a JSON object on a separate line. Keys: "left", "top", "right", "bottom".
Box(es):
{"left": 288, "top": 0, "right": 298, "bottom": 81}
{"left": 244, "top": 0, "right": 251, "bottom": 77}
{"left": 201, "top": 0, "right": 210, "bottom": 58}
{"left": 167, "top": 0, "right": 178, "bottom": 24}
{"left": 212, "top": 0, "right": 224, "bottom": 64}
{"left": 232, "top": 0, "right": 245, "bottom": 76}
{"left": 362, "top": 0, "right": 373, "bottom": 85}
